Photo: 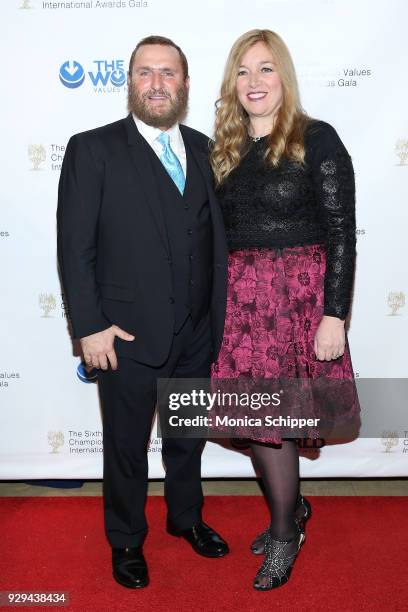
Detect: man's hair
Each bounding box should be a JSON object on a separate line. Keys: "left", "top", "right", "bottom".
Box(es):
{"left": 128, "top": 35, "right": 189, "bottom": 79}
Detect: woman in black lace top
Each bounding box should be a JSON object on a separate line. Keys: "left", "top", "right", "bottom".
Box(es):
{"left": 218, "top": 121, "right": 356, "bottom": 319}
{"left": 210, "top": 29, "right": 359, "bottom": 591}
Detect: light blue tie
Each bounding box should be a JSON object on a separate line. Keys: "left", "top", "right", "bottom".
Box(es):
{"left": 156, "top": 131, "right": 185, "bottom": 195}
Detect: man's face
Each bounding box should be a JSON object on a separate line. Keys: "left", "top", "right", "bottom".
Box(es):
{"left": 128, "top": 44, "right": 189, "bottom": 129}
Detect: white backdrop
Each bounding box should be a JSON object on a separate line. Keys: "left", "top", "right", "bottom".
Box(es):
{"left": 0, "top": 0, "right": 407, "bottom": 478}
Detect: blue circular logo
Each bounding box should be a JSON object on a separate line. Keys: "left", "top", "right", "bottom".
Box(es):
{"left": 59, "top": 61, "right": 85, "bottom": 89}
{"left": 110, "top": 69, "right": 126, "bottom": 87}
{"left": 77, "top": 362, "right": 98, "bottom": 383}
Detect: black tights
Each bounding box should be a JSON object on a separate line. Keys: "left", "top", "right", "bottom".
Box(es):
{"left": 251, "top": 439, "right": 300, "bottom": 540}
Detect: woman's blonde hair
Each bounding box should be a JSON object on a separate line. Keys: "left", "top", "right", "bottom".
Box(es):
{"left": 210, "top": 29, "right": 310, "bottom": 186}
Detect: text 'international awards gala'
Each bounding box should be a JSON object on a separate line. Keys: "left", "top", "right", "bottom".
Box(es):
{"left": 0, "top": 1, "right": 407, "bottom": 609}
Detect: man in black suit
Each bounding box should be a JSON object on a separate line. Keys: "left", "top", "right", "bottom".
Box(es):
{"left": 57, "top": 35, "right": 229, "bottom": 589}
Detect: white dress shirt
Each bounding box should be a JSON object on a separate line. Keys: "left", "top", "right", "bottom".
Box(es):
{"left": 132, "top": 114, "right": 187, "bottom": 176}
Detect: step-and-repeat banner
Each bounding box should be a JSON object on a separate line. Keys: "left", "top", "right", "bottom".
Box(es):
{"left": 1, "top": 0, "right": 407, "bottom": 478}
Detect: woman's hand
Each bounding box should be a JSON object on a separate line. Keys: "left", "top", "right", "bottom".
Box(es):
{"left": 314, "top": 315, "right": 345, "bottom": 361}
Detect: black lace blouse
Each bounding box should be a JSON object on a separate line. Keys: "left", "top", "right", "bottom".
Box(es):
{"left": 217, "top": 120, "right": 356, "bottom": 320}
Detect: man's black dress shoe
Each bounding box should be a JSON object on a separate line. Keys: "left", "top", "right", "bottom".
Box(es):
{"left": 167, "top": 521, "right": 229, "bottom": 558}
{"left": 112, "top": 546, "right": 149, "bottom": 589}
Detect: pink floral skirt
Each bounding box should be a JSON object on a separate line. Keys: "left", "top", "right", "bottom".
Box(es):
{"left": 211, "top": 244, "right": 359, "bottom": 442}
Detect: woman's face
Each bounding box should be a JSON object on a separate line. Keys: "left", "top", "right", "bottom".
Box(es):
{"left": 235, "top": 41, "right": 283, "bottom": 123}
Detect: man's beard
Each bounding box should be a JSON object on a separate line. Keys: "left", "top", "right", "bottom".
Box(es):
{"left": 128, "top": 84, "right": 188, "bottom": 128}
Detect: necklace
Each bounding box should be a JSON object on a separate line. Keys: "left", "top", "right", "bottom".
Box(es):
{"left": 250, "top": 133, "right": 269, "bottom": 142}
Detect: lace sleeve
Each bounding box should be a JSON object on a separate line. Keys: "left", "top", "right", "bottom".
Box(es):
{"left": 309, "top": 123, "right": 356, "bottom": 319}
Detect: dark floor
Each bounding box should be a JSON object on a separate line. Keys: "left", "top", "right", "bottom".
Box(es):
{"left": 1, "top": 478, "right": 407, "bottom": 497}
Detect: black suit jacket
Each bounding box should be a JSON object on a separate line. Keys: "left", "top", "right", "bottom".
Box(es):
{"left": 57, "top": 114, "right": 228, "bottom": 366}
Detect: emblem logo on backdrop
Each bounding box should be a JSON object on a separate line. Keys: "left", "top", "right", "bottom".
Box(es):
{"left": 47, "top": 430, "right": 105, "bottom": 455}
{"left": 381, "top": 431, "right": 399, "bottom": 453}
{"left": 39, "top": 293, "right": 57, "bottom": 317}
{"left": 28, "top": 145, "right": 46, "bottom": 170}
{"left": 59, "top": 61, "right": 85, "bottom": 89}
{"left": 48, "top": 430, "right": 64, "bottom": 453}
{"left": 28, "top": 144, "right": 65, "bottom": 172}
{"left": 39, "top": 292, "right": 70, "bottom": 318}
{"left": 19, "top": 0, "right": 32, "bottom": 8}
{"left": 59, "top": 60, "right": 126, "bottom": 93}
{"left": 387, "top": 292, "right": 405, "bottom": 316}
{"left": 395, "top": 139, "right": 408, "bottom": 166}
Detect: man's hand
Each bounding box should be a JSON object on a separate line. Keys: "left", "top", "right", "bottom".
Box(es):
{"left": 80, "top": 325, "right": 135, "bottom": 371}
{"left": 314, "top": 315, "right": 345, "bottom": 361}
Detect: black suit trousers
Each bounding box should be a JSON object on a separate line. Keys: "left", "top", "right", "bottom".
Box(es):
{"left": 98, "top": 313, "right": 212, "bottom": 548}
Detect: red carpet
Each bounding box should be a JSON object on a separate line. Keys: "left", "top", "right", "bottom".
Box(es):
{"left": 1, "top": 496, "right": 407, "bottom": 611}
